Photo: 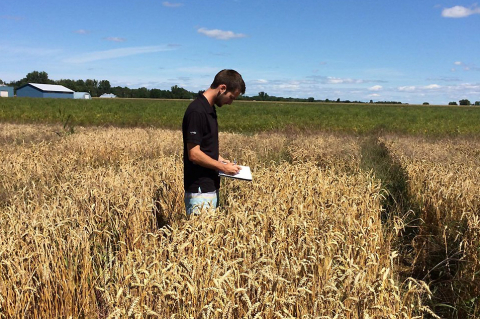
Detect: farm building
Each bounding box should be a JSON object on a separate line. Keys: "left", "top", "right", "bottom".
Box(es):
{"left": 16, "top": 83, "right": 74, "bottom": 99}
{"left": 0, "top": 85, "right": 14, "bottom": 97}
{"left": 74, "top": 92, "right": 92, "bottom": 99}
{"left": 99, "top": 93, "right": 117, "bottom": 98}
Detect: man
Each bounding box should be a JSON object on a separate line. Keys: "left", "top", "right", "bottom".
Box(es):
{"left": 182, "top": 69, "right": 246, "bottom": 215}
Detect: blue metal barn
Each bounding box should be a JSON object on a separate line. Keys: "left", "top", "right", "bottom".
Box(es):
{"left": 0, "top": 85, "right": 14, "bottom": 97}
{"left": 16, "top": 83, "right": 74, "bottom": 99}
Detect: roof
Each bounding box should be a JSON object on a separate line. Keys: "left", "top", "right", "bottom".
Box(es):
{"left": 99, "top": 93, "right": 117, "bottom": 98}
{"left": 21, "top": 83, "right": 74, "bottom": 93}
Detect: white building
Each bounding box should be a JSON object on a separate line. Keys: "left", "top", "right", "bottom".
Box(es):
{"left": 99, "top": 93, "right": 116, "bottom": 98}
{"left": 74, "top": 92, "right": 92, "bottom": 99}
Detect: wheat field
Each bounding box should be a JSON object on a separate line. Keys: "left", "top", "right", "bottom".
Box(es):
{"left": 1, "top": 123, "right": 478, "bottom": 318}
{"left": 382, "top": 135, "right": 480, "bottom": 317}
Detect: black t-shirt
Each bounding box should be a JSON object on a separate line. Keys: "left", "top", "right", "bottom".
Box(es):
{"left": 182, "top": 94, "right": 220, "bottom": 193}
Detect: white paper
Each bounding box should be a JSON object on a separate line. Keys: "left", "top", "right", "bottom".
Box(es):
{"left": 219, "top": 165, "right": 252, "bottom": 181}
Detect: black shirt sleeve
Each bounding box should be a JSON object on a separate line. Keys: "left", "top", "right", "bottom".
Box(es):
{"left": 184, "top": 111, "right": 205, "bottom": 145}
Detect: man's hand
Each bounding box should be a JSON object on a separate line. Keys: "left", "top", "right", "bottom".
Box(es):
{"left": 221, "top": 162, "right": 241, "bottom": 175}
{"left": 188, "top": 144, "right": 241, "bottom": 175}
{"left": 218, "top": 155, "right": 230, "bottom": 164}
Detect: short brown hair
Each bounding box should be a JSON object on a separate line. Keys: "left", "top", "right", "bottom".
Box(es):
{"left": 210, "top": 69, "right": 246, "bottom": 95}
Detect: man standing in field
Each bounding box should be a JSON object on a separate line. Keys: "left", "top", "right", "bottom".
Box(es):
{"left": 182, "top": 69, "right": 245, "bottom": 215}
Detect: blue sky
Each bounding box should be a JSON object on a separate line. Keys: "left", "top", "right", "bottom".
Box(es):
{"left": 1, "top": 0, "right": 479, "bottom": 104}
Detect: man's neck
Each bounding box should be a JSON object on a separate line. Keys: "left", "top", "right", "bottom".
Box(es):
{"left": 202, "top": 88, "right": 219, "bottom": 107}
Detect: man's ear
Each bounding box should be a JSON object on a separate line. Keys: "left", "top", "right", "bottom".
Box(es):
{"left": 219, "top": 84, "right": 227, "bottom": 93}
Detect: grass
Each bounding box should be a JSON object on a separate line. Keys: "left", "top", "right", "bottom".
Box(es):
{"left": 1, "top": 97, "right": 480, "bottom": 135}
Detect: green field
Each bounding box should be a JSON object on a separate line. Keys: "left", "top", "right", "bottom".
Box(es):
{"left": 1, "top": 97, "right": 480, "bottom": 136}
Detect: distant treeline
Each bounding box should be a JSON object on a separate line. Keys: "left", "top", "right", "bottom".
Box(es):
{"left": 1, "top": 70, "right": 404, "bottom": 104}
{"left": 3, "top": 71, "right": 195, "bottom": 99}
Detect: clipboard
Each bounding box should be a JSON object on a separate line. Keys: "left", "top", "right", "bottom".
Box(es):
{"left": 219, "top": 165, "right": 252, "bottom": 181}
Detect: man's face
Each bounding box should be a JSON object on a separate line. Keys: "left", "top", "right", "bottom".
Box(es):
{"left": 215, "top": 89, "right": 240, "bottom": 107}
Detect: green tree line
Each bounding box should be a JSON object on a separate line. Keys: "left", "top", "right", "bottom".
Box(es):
{"left": 1, "top": 71, "right": 394, "bottom": 103}
{"left": 6, "top": 71, "right": 476, "bottom": 105}
{"left": 3, "top": 71, "right": 367, "bottom": 102}
{"left": 4, "top": 71, "right": 197, "bottom": 99}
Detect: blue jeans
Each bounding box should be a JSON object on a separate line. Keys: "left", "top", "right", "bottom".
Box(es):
{"left": 184, "top": 187, "right": 219, "bottom": 216}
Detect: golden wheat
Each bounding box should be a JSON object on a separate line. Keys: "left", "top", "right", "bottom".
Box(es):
{"left": 383, "top": 135, "right": 479, "bottom": 317}
{"left": 3, "top": 124, "right": 474, "bottom": 318}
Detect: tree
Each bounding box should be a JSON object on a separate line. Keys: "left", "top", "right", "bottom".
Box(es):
{"left": 150, "top": 88, "right": 162, "bottom": 99}
{"left": 257, "top": 92, "right": 269, "bottom": 101}
{"left": 475, "top": 101, "right": 480, "bottom": 106}
{"left": 75, "top": 79, "right": 87, "bottom": 92}
{"left": 98, "top": 80, "right": 111, "bottom": 96}
{"left": 307, "top": 97, "right": 315, "bottom": 102}
{"left": 134, "top": 87, "right": 149, "bottom": 98}
{"left": 111, "top": 86, "right": 132, "bottom": 98}
{"left": 0, "top": 79, "right": 3, "bottom": 85}
{"left": 449, "top": 101, "right": 458, "bottom": 106}
{"left": 171, "top": 85, "right": 193, "bottom": 99}
{"left": 11, "top": 71, "right": 51, "bottom": 88}
{"left": 85, "top": 79, "right": 98, "bottom": 96}
{"left": 459, "top": 99, "right": 471, "bottom": 106}
{"left": 25, "top": 71, "right": 51, "bottom": 84}
{"left": 423, "top": 102, "right": 429, "bottom": 105}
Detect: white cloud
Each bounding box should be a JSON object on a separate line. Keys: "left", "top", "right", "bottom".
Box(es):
{"left": 369, "top": 85, "right": 383, "bottom": 91}
{"left": 307, "top": 75, "right": 385, "bottom": 85}
{"left": 398, "top": 86, "right": 416, "bottom": 92}
{"left": 104, "top": 37, "right": 126, "bottom": 42}
{"left": 458, "top": 83, "right": 480, "bottom": 90}
{"left": 326, "top": 77, "right": 365, "bottom": 84}
{"left": 368, "top": 93, "right": 381, "bottom": 97}
{"left": 452, "top": 61, "right": 480, "bottom": 71}
{"left": 397, "top": 84, "right": 440, "bottom": 92}
{"left": 327, "top": 77, "right": 344, "bottom": 84}
{"left": 442, "top": 5, "right": 480, "bottom": 18}
{"left": 162, "top": 1, "right": 183, "bottom": 7}
{"left": 197, "top": 28, "right": 247, "bottom": 40}
{"left": 74, "top": 29, "right": 90, "bottom": 34}
{"left": 64, "top": 45, "right": 175, "bottom": 63}
{"left": 277, "top": 82, "right": 301, "bottom": 90}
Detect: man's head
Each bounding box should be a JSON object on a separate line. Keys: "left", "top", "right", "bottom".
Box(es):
{"left": 210, "top": 69, "right": 246, "bottom": 107}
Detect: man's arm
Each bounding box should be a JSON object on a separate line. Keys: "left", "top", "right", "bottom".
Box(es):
{"left": 187, "top": 143, "right": 240, "bottom": 175}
